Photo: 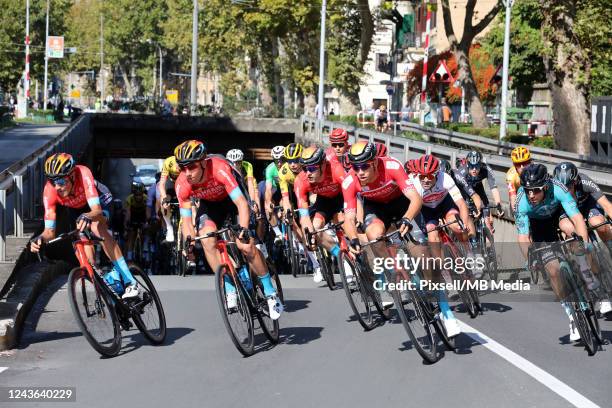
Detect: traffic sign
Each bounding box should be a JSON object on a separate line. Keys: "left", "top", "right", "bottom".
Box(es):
{"left": 166, "top": 90, "right": 179, "bottom": 105}
{"left": 429, "top": 60, "right": 454, "bottom": 83}
{"left": 47, "top": 36, "right": 64, "bottom": 58}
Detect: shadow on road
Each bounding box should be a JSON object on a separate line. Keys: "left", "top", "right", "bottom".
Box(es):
{"left": 119, "top": 327, "right": 195, "bottom": 355}
{"left": 558, "top": 330, "right": 612, "bottom": 348}
{"left": 477, "top": 303, "right": 513, "bottom": 313}
{"left": 282, "top": 299, "right": 311, "bottom": 313}
{"left": 278, "top": 326, "right": 323, "bottom": 345}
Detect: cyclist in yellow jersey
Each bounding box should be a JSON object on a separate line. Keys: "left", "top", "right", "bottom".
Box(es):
{"left": 226, "top": 149, "right": 259, "bottom": 210}
{"left": 125, "top": 182, "right": 148, "bottom": 260}
{"left": 158, "top": 155, "right": 181, "bottom": 242}
{"left": 279, "top": 143, "right": 303, "bottom": 213}
{"left": 506, "top": 146, "right": 531, "bottom": 213}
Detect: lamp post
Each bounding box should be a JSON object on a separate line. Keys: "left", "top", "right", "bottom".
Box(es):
{"left": 317, "top": 0, "right": 327, "bottom": 130}
{"left": 190, "top": 0, "right": 198, "bottom": 113}
{"left": 499, "top": 0, "right": 513, "bottom": 151}
{"left": 43, "top": 0, "right": 50, "bottom": 110}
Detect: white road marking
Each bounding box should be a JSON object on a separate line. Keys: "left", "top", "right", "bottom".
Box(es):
{"left": 0, "top": 367, "right": 7, "bottom": 374}
{"left": 458, "top": 321, "right": 600, "bottom": 408}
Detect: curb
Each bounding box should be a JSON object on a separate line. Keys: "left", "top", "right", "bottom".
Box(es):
{"left": 0, "top": 260, "right": 71, "bottom": 350}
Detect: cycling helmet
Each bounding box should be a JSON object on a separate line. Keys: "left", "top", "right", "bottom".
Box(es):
{"left": 553, "top": 162, "right": 578, "bottom": 186}
{"left": 375, "top": 143, "right": 388, "bottom": 157}
{"left": 416, "top": 155, "right": 440, "bottom": 176}
{"left": 283, "top": 143, "right": 304, "bottom": 160}
{"left": 404, "top": 159, "right": 418, "bottom": 175}
{"left": 44, "top": 153, "right": 75, "bottom": 179}
{"left": 271, "top": 145, "right": 285, "bottom": 160}
{"left": 439, "top": 159, "right": 452, "bottom": 175}
{"left": 300, "top": 146, "right": 326, "bottom": 166}
{"left": 347, "top": 141, "right": 376, "bottom": 164}
{"left": 520, "top": 163, "right": 549, "bottom": 189}
{"left": 226, "top": 148, "right": 244, "bottom": 163}
{"left": 131, "top": 181, "right": 145, "bottom": 194}
{"left": 174, "top": 140, "right": 207, "bottom": 166}
{"left": 330, "top": 128, "right": 349, "bottom": 143}
{"left": 511, "top": 146, "right": 531, "bottom": 164}
{"left": 466, "top": 150, "right": 483, "bottom": 167}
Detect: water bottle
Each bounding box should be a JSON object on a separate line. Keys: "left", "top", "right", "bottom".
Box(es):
{"left": 238, "top": 266, "right": 253, "bottom": 290}
{"left": 104, "top": 268, "right": 125, "bottom": 296}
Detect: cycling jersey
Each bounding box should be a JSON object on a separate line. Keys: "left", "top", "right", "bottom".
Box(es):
{"left": 294, "top": 158, "right": 346, "bottom": 210}
{"left": 175, "top": 156, "right": 243, "bottom": 205}
{"left": 411, "top": 172, "right": 464, "bottom": 208}
{"left": 514, "top": 180, "right": 580, "bottom": 235}
{"left": 236, "top": 160, "right": 257, "bottom": 190}
{"left": 454, "top": 164, "right": 498, "bottom": 190}
{"left": 161, "top": 156, "right": 181, "bottom": 180}
{"left": 573, "top": 173, "right": 604, "bottom": 206}
{"left": 146, "top": 183, "right": 159, "bottom": 210}
{"left": 506, "top": 166, "right": 521, "bottom": 196}
{"left": 324, "top": 146, "right": 352, "bottom": 172}
{"left": 43, "top": 165, "right": 101, "bottom": 229}
{"left": 264, "top": 162, "right": 280, "bottom": 189}
{"left": 126, "top": 193, "right": 147, "bottom": 222}
{"left": 278, "top": 162, "right": 299, "bottom": 197}
{"left": 342, "top": 156, "right": 415, "bottom": 214}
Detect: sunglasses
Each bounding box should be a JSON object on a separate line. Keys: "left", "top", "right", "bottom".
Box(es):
{"left": 418, "top": 173, "right": 437, "bottom": 181}
{"left": 50, "top": 177, "right": 70, "bottom": 187}
{"left": 274, "top": 159, "right": 284, "bottom": 166}
{"left": 331, "top": 143, "right": 345, "bottom": 148}
{"left": 352, "top": 163, "right": 371, "bottom": 172}
{"left": 179, "top": 162, "right": 201, "bottom": 171}
{"left": 468, "top": 164, "right": 481, "bottom": 170}
{"left": 303, "top": 165, "right": 321, "bottom": 173}
{"left": 525, "top": 186, "right": 545, "bottom": 194}
{"left": 286, "top": 159, "right": 300, "bottom": 164}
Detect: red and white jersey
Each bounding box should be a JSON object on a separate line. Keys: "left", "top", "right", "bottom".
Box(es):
{"left": 342, "top": 156, "right": 416, "bottom": 214}
{"left": 411, "top": 172, "right": 463, "bottom": 208}
{"left": 175, "top": 156, "right": 241, "bottom": 205}
{"left": 294, "top": 158, "right": 346, "bottom": 209}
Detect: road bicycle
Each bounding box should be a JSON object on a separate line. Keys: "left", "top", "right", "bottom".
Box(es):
{"left": 470, "top": 204, "right": 499, "bottom": 282}
{"left": 305, "top": 226, "right": 337, "bottom": 290}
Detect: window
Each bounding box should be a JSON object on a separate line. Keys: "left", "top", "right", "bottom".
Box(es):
{"left": 376, "top": 53, "right": 389, "bottom": 73}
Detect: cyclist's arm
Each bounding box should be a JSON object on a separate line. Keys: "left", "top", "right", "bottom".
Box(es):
{"left": 179, "top": 201, "right": 196, "bottom": 240}
{"left": 557, "top": 185, "right": 589, "bottom": 242}
{"left": 295, "top": 180, "right": 315, "bottom": 238}
{"left": 518, "top": 233, "right": 531, "bottom": 259}
{"left": 80, "top": 167, "right": 104, "bottom": 221}
{"left": 264, "top": 181, "right": 274, "bottom": 216}
{"left": 280, "top": 177, "right": 292, "bottom": 211}
{"left": 158, "top": 173, "right": 169, "bottom": 200}
{"left": 514, "top": 198, "right": 531, "bottom": 258}
{"left": 341, "top": 175, "right": 359, "bottom": 241}
{"left": 596, "top": 195, "right": 612, "bottom": 219}
{"left": 506, "top": 171, "right": 518, "bottom": 214}
{"left": 41, "top": 184, "right": 58, "bottom": 241}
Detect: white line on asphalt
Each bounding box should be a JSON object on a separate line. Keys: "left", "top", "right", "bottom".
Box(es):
{"left": 458, "top": 321, "right": 600, "bottom": 408}
{"left": 0, "top": 367, "right": 7, "bottom": 374}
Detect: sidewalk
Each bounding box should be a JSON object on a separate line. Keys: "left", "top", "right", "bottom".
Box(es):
{"left": 0, "top": 123, "right": 68, "bottom": 173}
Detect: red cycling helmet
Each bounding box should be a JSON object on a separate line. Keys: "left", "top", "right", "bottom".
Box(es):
{"left": 404, "top": 159, "right": 418, "bottom": 175}
{"left": 375, "top": 143, "right": 388, "bottom": 157}
{"left": 330, "top": 128, "right": 349, "bottom": 143}
{"left": 416, "top": 155, "right": 440, "bottom": 176}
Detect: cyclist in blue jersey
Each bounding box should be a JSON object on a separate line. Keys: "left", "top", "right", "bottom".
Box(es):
{"left": 515, "top": 164, "right": 594, "bottom": 341}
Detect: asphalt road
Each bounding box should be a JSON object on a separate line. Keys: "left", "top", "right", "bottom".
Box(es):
{"left": 1, "top": 275, "right": 611, "bottom": 408}
{"left": 0, "top": 124, "right": 68, "bottom": 172}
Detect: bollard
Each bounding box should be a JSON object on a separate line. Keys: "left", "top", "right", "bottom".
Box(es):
{"left": 0, "top": 189, "right": 5, "bottom": 261}
{"left": 14, "top": 175, "right": 24, "bottom": 238}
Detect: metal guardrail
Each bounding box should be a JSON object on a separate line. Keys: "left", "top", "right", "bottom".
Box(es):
{"left": 0, "top": 115, "right": 93, "bottom": 261}
{"left": 299, "top": 116, "right": 612, "bottom": 196}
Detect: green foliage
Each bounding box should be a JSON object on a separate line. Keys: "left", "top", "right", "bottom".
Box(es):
{"left": 530, "top": 135, "right": 554, "bottom": 149}
{"left": 402, "top": 131, "right": 424, "bottom": 141}
{"left": 328, "top": 115, "right": 358, "bottom": 127}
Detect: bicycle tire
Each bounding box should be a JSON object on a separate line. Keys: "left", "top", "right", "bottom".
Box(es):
{"left": 593, "top": 241, "right": 612, "bottom": 297}
{"left": 385, "top": 269, "right": 438, "bottom": 363}
{"left": 128, "top": 264, "right": 167, "bottom": 345}
{"left": 286, "top": 226, "right": 299, "bottom": 278}
{"left": 215, "top": 264, "right": 255, "bottom": 356}
{"left": 561, "top": 262, "right": 596, "bottom": 355}
{"left": 442, "top": 244, "right": 477, "bottom": 318}
{"left": 338, "top": 252, "right": 377, "bottom": 331}
{"left": 482, "top": 226, "right": 498, "bottom": 282}
{"left": 531, "top": 264, "right": 540, "bottom": 285}
{"left": 67, "top": 267, "right": 122, "bottom": 357}
{"left": 267, "top": 261, "right": 285, "bottom": 304}
{"left": 134, "top": 232, "right": 143, "bottom": 266}
{"left": 586, "top": 302, "right": 604, "bottom": 345}
{"left": 319, "top": 248, "right": 336, "bottom": 290}
{"left": 360, "top": 257, "right": 392, "bottom": 321}
{"left": 254, "top": 275, "right": 280, "bottom": 344}
{"left": 416, "top": 291, "right": 457, "bottom": 351}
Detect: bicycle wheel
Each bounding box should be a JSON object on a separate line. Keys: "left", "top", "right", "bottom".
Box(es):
{"left": 531, "top": 264, "right": 540, "bottom": 285}
{"left": 267, "top": 262, "right": 285, "bottom": 304}
{"left": 482, "top": 226, "right": 498, "bottom": 282}
{"left": 357, "top": 256, "right": 392, "bottom": 321}
{"left": 416, "top": 290, "right": 457, "bottom": 351}
{"left": 386, "top": 269, "right": 438, "bottom": 363}
{"left": 134, "top": 232, "right": 143, "bottom": 266}
{"left": 254, "top": 272, "right": 280, "bottom": 344}
{"left": 442, "top": 245, "right": 477, "bottom": 318}
{"left": 338, "top": 252, "right": 376, "bottom": 331}
{"left": 592, "top": 241, "right": 612, "bottom": 297}
{"left": 586, "top": 302, "right": 604, "bottom": 344}
{"left": 67, "top": 267, "right": 122, "bottom": 357}
{"left": 561, "top": 262, "right": 596, "bottom": 355}
{"left": 318, "top": 248, "right": 336, "bottom": 290}
{"left": 128, "top": 264, "right": 167, "bottom": 345}
{"left": 286, "top": 226, "right": 299, "bottom": 278}
{"left": 215, "top": 264, "right": 255, "bottom": 356}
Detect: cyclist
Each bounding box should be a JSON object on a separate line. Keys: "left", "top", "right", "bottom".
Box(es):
{"left": 507, "top": 146, "right": 532, "bottom": 213}
{"left": 125, "top": 181, "right": 148, "bottom": 261}
{"left": 516, "top": 164, "right": 594, "bottom": 340}
{"left": 262, "top": 146, "right": 285, "bottom": 244}
{"left": 454, "top": 151, "right": 504, "bottom": 231}
{"left": 146, "top": 172, "right": 161, "bottom": 224}
{"left": 226, "top": 148, "right": 259, "bottom": 210}
{"left": 174, "top": 140, "right": 282, "bottom": 319}
{"left": 553, "top": 162, "right": 612, "bottom": 315}
{"left": 325, "top": 128, "right": 351, "bottom": 172}
{"left": 30, "top": 153, "right": 139, "bottom": 299}
{"left": 295, "top": 146, "right": 346, "bottom": 283}
{"left": 158, "top": 155, "right": 181, "bottom": 242}
{"left": 109, "top": 198, "right": 126, "bottom": 246}
{"left": 413, "top": 154, "right": 484, "bottom": 278}
{"left": 438, "top": 159, "right": 483, "bottom": 212}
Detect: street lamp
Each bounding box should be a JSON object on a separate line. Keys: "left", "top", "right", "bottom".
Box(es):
{"left": 317, "top": 0, "right": 327, "bottom": 124}
{"left": 499, "top": 0, "right": 513, "bottom": 151}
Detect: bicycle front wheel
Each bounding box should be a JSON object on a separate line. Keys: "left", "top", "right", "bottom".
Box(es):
{"left": 67, "top": 267, "right": 122, "bottom": 357}
{"left": 215, "top": 265, "right": 255, "bottom": 356}
{"left": 338, "top": 253, "right": 376, "bottom": 331}
{"left": 129, "top": 264, "right": 167, "bottom": 345}
{"left": 482, "top": 226, "right": 498, "bottom": 282}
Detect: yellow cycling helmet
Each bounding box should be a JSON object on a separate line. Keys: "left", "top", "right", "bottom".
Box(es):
{"left": 44, "top": 153, "right": 75, "bottom": 179}
{"left": 511, "top": 146, "right": 531, "bottom": 164}
{"left": 174, "top": 140, "right": 207, "bottom": 166}
{"left": 283, "top": 143, "right": 304, "bottom": 161}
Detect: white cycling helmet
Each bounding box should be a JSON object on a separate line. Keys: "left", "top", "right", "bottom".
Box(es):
{"left": 271, "top": 145, "right": 284, "bottom": 160}
{"left": 226, "top": 148, "right": 244, "bottom": 163}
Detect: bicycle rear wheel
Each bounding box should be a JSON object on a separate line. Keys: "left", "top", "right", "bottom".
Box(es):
{"left": 254, "top": 273, "right": 280, "bottom": 344}
{"left": 561, "top": 262, "right": 597, "bottom": 355}
{"left": 442, "top": 245, "right": 477, "bottom": 318}
{"left": 286, "top": 227, "right": 300, "bottom": 278}
{"left": 386, "top": 270, "right": 438, "bottom": 363}
{"left": 318, "top": 248, "right": 336, "bottom": 290}
{"left": 338, "top": 253, "right": 376, "bottom": 331}
{"left": 129, "top": 264, "right": 167, "bottom": 344}
{"left": 482, "top": 227, "right": 498, "bottom": 282}
{"left": 67, "top": 267, "right": 122, "bottom": 357}
{"left": 215, "top": 264, "right": 255, "bottom": 356}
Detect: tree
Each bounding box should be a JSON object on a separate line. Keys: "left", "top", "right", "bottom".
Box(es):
{"left": 481, "top": 0, "right": 546, "bottom": 104}
{"left": 440, "top": 0, "right": 503, "bottom": 128}
{"left": 539, "top": 0, "right": 609, "bottom": 154}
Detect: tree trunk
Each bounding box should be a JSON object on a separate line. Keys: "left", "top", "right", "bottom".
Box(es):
{"left": 357, "top": 0, "right": 374, "bottom": 68}
{"left": 540, "top": 0, "right": 591, "bottom": 154}
{"left": 271, "top": 38, "right": 284, "bottom": 115}
{"left": 304, "top": 94, "right": 317, "bottom": 116}
{"left": 119, "top": 63, "right": 134, "bottom": 100}
{"left": 339, "top": 92, "right": 360, "bottom": 115}
{"left": 454, "top": 45, "right": 487, "bottom": 128}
